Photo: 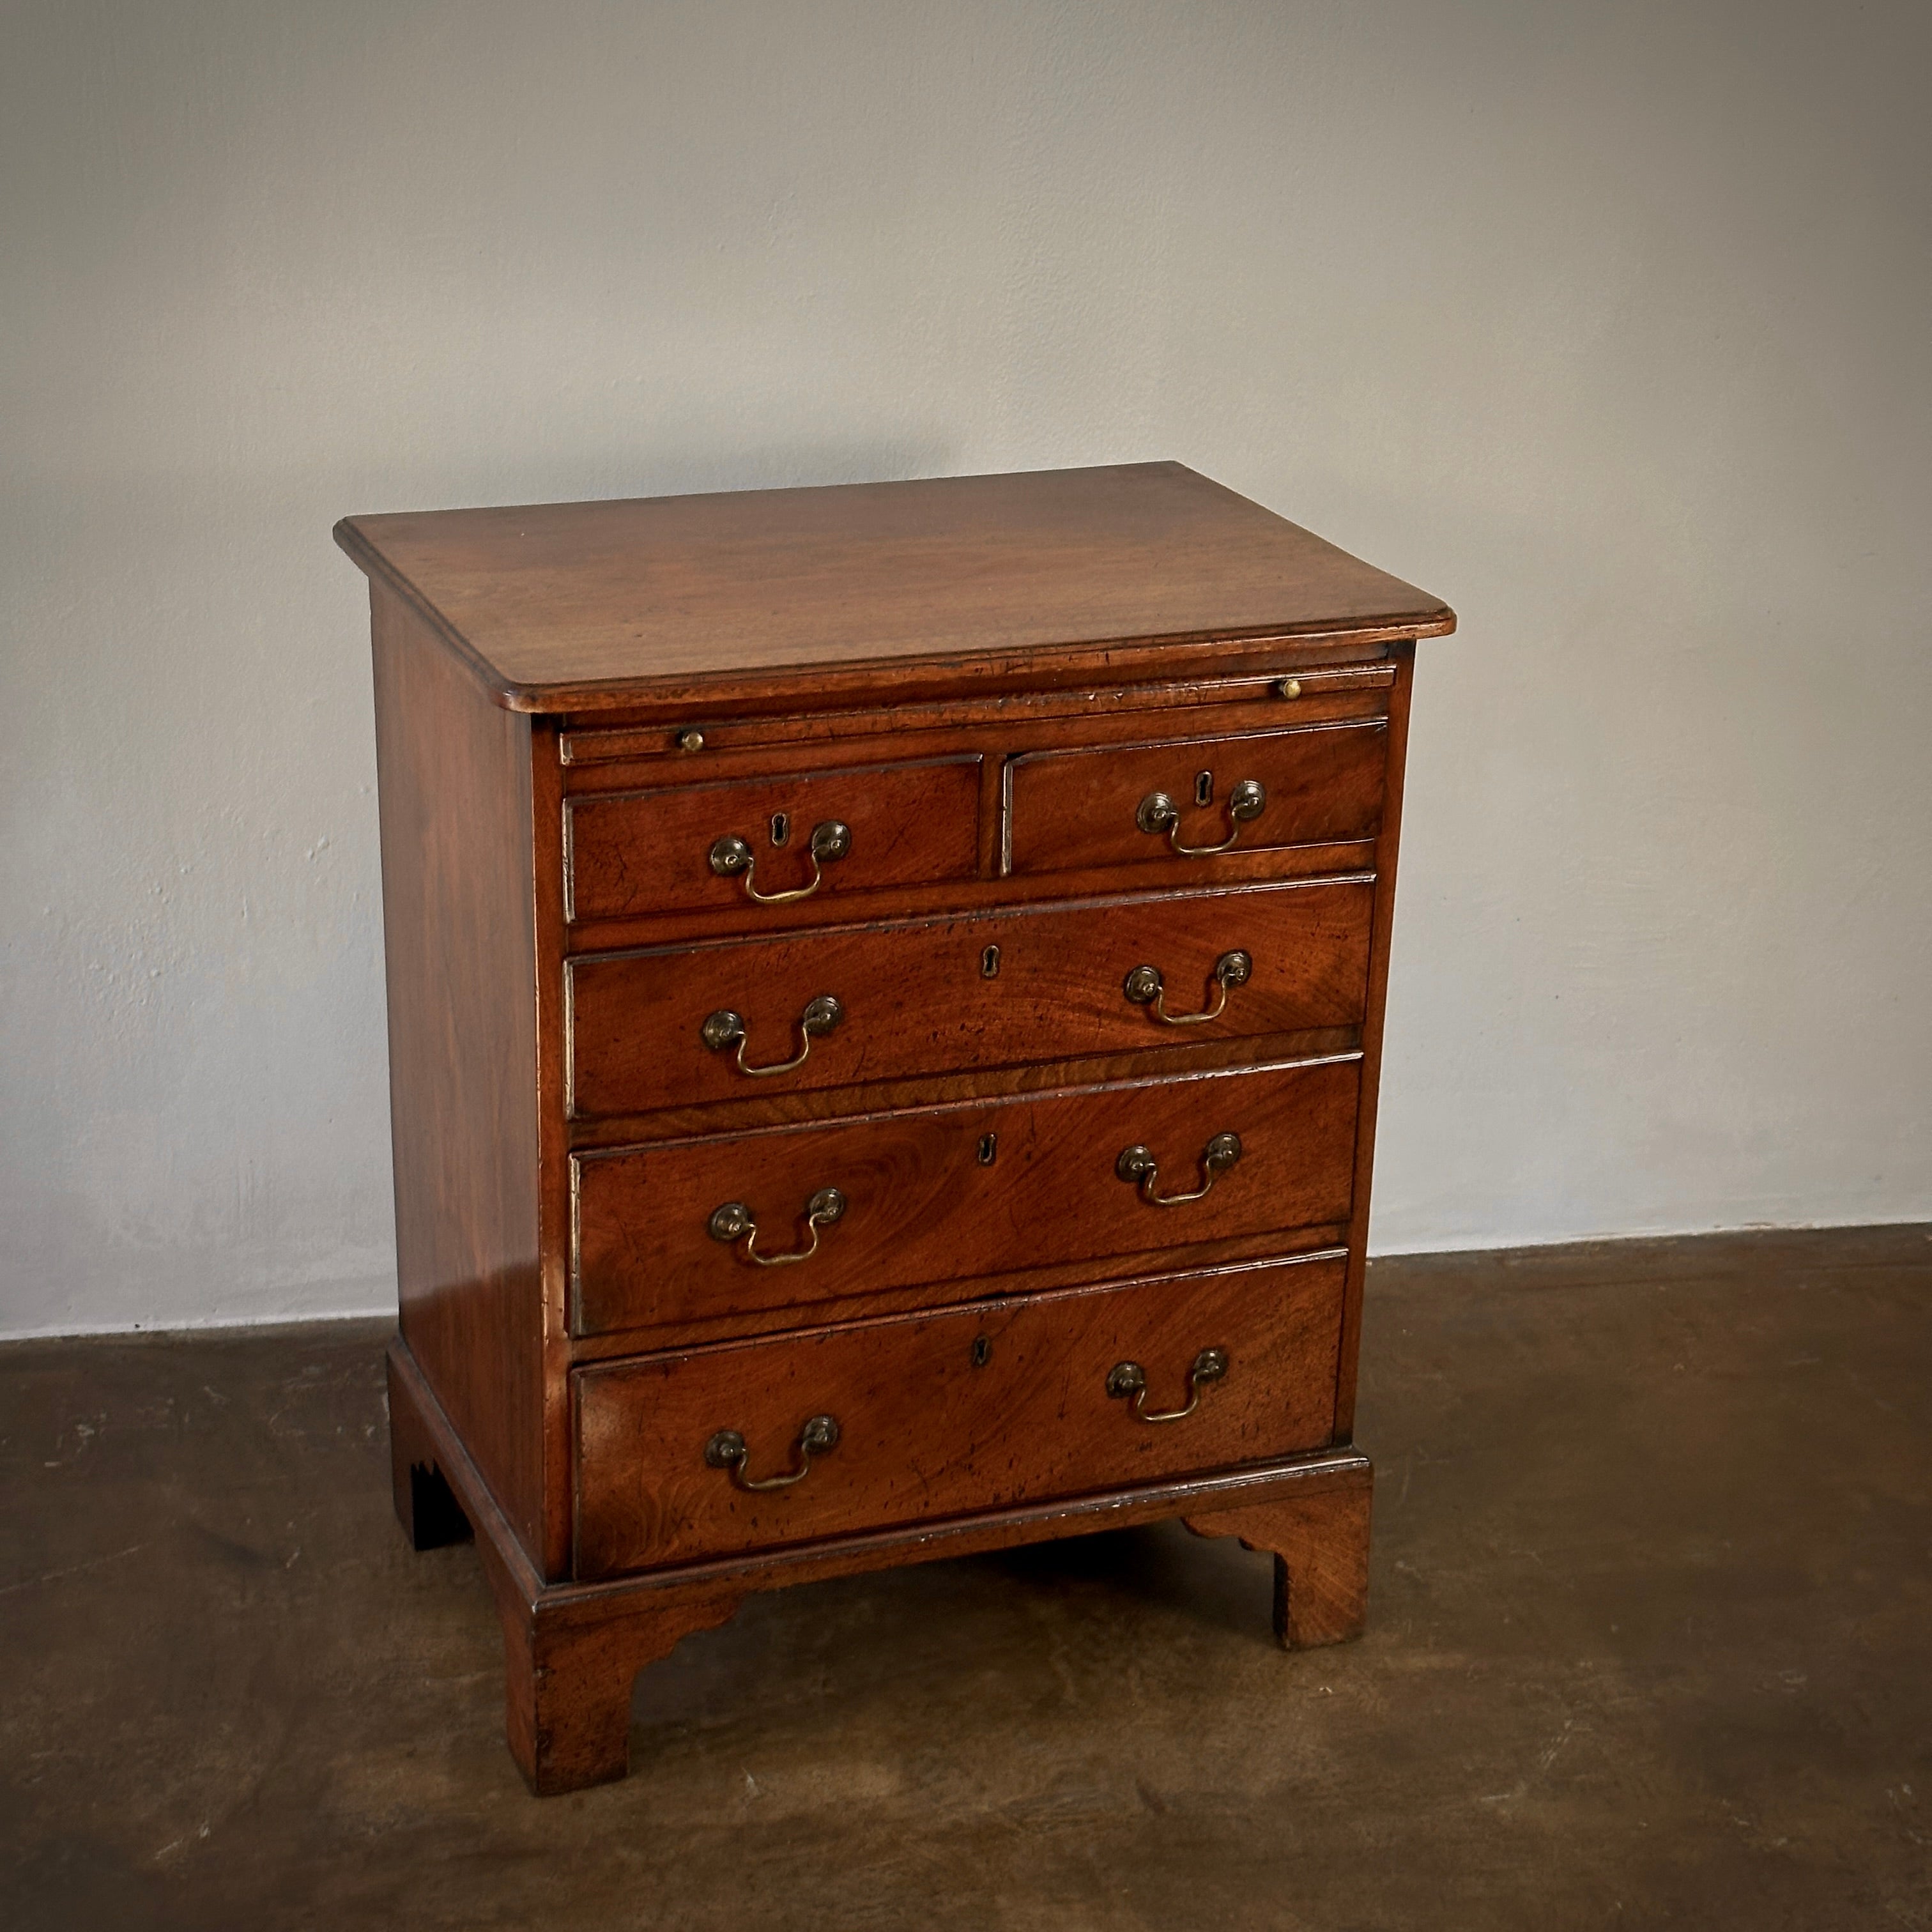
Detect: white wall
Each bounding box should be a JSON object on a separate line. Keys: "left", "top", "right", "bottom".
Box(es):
{"left": 4, "top": 1, "right": 1928, "bottom": 1337}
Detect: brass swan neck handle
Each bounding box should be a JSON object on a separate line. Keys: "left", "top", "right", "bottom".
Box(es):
{"left": 1135, "top": 780, "right": 1266, "bottom": 857}
{"left": 1115, "top": 1131, "right": 1243, "bottom": 1206}
{"left": 1123, "top": 951, "right": 1252, "bottom": 1027}
{"left": 708, "top": 1187, "right": 847, "bottom": 1266}
{"left": 704, "top": 1414, "right": 840, "bottom": 1490}
{"left": 702, "top": 994, "right": 843, "bottom": 1077}
{"left": 709, "top": 818, "right": 852, "bottom": 903}
{"left": 1106, "top": 1347, "right": 1229, "bottom": 1423}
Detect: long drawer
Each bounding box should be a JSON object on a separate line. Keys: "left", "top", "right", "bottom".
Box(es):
{"left": 572, "top": 1055, "right": 1358, "bottom": 1337}
{"left": 573, "top": 1252, "right": 1347, "bottom": 1576}
{"left": 565, "top": 877, "right": 1372, "bottom": 1119}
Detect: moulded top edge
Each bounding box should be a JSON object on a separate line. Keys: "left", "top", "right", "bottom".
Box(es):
{"left": 334, "top": 463, "right": 1455, "bottom": 715}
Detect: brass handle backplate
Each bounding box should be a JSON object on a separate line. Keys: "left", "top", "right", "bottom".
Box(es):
{"left": 709, "top": 1186, "right": 847, "bottom": 1266}
{"left": 1124, "top": 950, "right": 1252, "bottom": 1026}
{"left": 1135, "top": 779, "right": 1267, "bottom": 856}
{"left": 702, "top": 993, "right": 843, "bottom": 1076}
{"left": 709, "top": 818, "right": 852, "bottom": 903}
{"left": 1115, "top": 1131, "right": 1243, "bottom": 1206}
{"left": 1106, "top": 1347, "right": 1229, "bottom": 1423}
{"left": 704, "top": 1413, "right": 840, "bottom": 1491}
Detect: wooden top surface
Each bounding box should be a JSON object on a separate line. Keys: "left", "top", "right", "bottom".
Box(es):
{"left": 335, "top": 462, "right": 1453, "bottom": 712}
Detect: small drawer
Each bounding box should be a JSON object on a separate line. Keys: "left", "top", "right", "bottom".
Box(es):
{"left": 1002, "top": 721, "right": 1385, "bottom": 878}
{"left": 565, "top": 877, "right": 1371, "bottom": 1119}
{"left": 573, "top": 1252, "right": 1346, "bottom": 1576}
{"left": 572, "top": 1055, "right": 1358, "bottom": 1337}
{"left": 565, "top": 755, "right": 982, "bottom": 923}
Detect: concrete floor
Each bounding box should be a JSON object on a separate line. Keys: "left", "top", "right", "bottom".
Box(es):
{"left": 3, "top": 1227, "right": 1928, "bottom": 1931}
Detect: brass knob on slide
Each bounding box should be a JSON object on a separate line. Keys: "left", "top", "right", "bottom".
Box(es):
{"left": 701, "top": 994, "right": 843, "bottom": 1077}
{"left": 1115, "top": 1131, "right": 1242, "bottom": 1206}
{"left": 1106, "top": 1347, "right": 1229, "bottom": 1423}
{"left": 1123, "top": 949, "right": 1252, "bottom": 1026}
{"left": 1135, "top": 779, "right": 1267, "bottom": 856}
{"left": 704, "top": 1414, "right": 841, "bottom": 1491}
{"left": 709, "top": 819, "right": 851, "bottom": 903}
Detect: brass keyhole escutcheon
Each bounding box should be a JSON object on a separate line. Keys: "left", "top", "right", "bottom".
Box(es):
{"left": 981, "top": 944, "right": 1000, "bottom": 978}
{"left": 977, "top": 1133, "right": 998, "bottom": 1165}
{"left": 770, "top": 811, "right": 790, "bottom": 847}
{"left": 970, "top": 1335, "right": 993, "bottom": 1368}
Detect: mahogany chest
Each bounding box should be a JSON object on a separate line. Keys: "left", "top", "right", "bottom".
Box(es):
{"left": 337, "top": 461, "right": 1453, "bottom": 1793}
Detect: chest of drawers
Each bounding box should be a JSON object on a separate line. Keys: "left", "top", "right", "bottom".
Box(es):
{"left": 339, "top": 461, "right": 1453, "bottom": 1793}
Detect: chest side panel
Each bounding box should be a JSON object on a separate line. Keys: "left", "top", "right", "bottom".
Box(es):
{"left": 371, "top": 585, "right": 545, "bottom": 1563}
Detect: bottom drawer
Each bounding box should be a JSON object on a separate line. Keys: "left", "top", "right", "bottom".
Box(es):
{"left": 573, "top": 1253, "right": 1345, "bottom": 1577}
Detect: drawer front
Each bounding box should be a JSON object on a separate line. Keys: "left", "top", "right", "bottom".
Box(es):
{"left": 567, "top": 877, "right": 1372, "bottom": 1118}
{"left": 1003, "top": 721, "right": 1385, "bottom": 878}
{"left": 574, "top": 1254, "right": 1346, "bottom": 1575}
{"left": 573, "top": 1056, "right": 1358, "bottom": 1337}
{"left": 565, "top": 755, "right": 982, "bottom": 923}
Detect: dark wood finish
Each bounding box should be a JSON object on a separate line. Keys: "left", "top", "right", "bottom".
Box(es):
{"left": 496, "top": 1572, "right": 744, "bottom": 1795}
{"left": 565, "top": 1027, "right": 1367, "bottom": 1157}
{"left": 572, "top": 1057, "right": 1360, "bottom": 1338}
{"left": 390, "top": 1334, "right": 1373, "bottom": 1793}
{"left": 1182, "top": 1476, "right": 1372, "bottom": 1648}
{"left": 370, "top": 585, "right": 546, "bottom": 1563}
{"left": 565, "top": 877, "right": 1372, "bottom": 1118}
{"left": 574, "top": 1255, "right": 1346, "bottom": 1577}
{"left": 566, "top": 1226, "right": 1354, "bottom": 1359}
{"left": 564, "top": 754, "right": 982, "bottom": 923}
{"left": 1004, "top": 719, "right": 1386, "bottom": 877}
{"left": 335, "top": 463, "right": 1453, "bottom": 714}
{"left": 346, "top": 464, "right": 1450, "bottom": 1789}
{"left": 386, "top": 1345, "right": 473, "bottom": 1552}
{"left": 563, "top": 841, "right": 1383, "bottom": 960}
{"left": 557, "top": 661, "right": 1394, "bottom": 765}
{"left": 1333, "top": 643, "right": 1417, "bottom": 1438}
{"left": 529, "top": 717, "right": 578, "bottom": 1580}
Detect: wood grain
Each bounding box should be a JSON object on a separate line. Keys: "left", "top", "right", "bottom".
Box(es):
{"left": 1004, "top": 719, "right": 1386, "bottom": 877}
{"left": 573, "top": 1254, "right": 1347, "bottom": 1577}
{"left": 565, "top": 754, "right": 982, "bottom": 922}
{"left": 371, "top": 585, "right": 545, "bottom": 1562}
{"left": 572, "top": 1056, "right": 1361, "bottom": 1338}
{"left": 1334, "top": 642, "right": 1416, "bottom": 1439}
{"left": 335, "top": 463, "right": 1453, "bottom": 713}
{"left": 353, "top": 466, "right": 1451, "bottom": 1788}
{"left": 565, "top": 877, "right": 1372, "bottom": 1119}
{"left": 1182, "top": 1473, "right": 1372, "bottom": 1647}
{"left": 556, "top": 663, "right": 1395, "bottom": 766}
{"left": 388, "top": 1334, "right": 1370, "bottom": 1794}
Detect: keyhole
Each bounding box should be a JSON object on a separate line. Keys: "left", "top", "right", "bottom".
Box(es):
{"left": 1195, "top": 770, "right": 1214, "bottom": 808}
{"left": 770, "top": 812, "right": 790, "bottom": 847}
{"left": 981, "top": 944, "right": 1000, "bottom": 978}
{"left": 970, "top": 1335, "right": 993, "bottom": 1368}
{"left": 977, "top": 1133, "right": 997, "bottom": 1165}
